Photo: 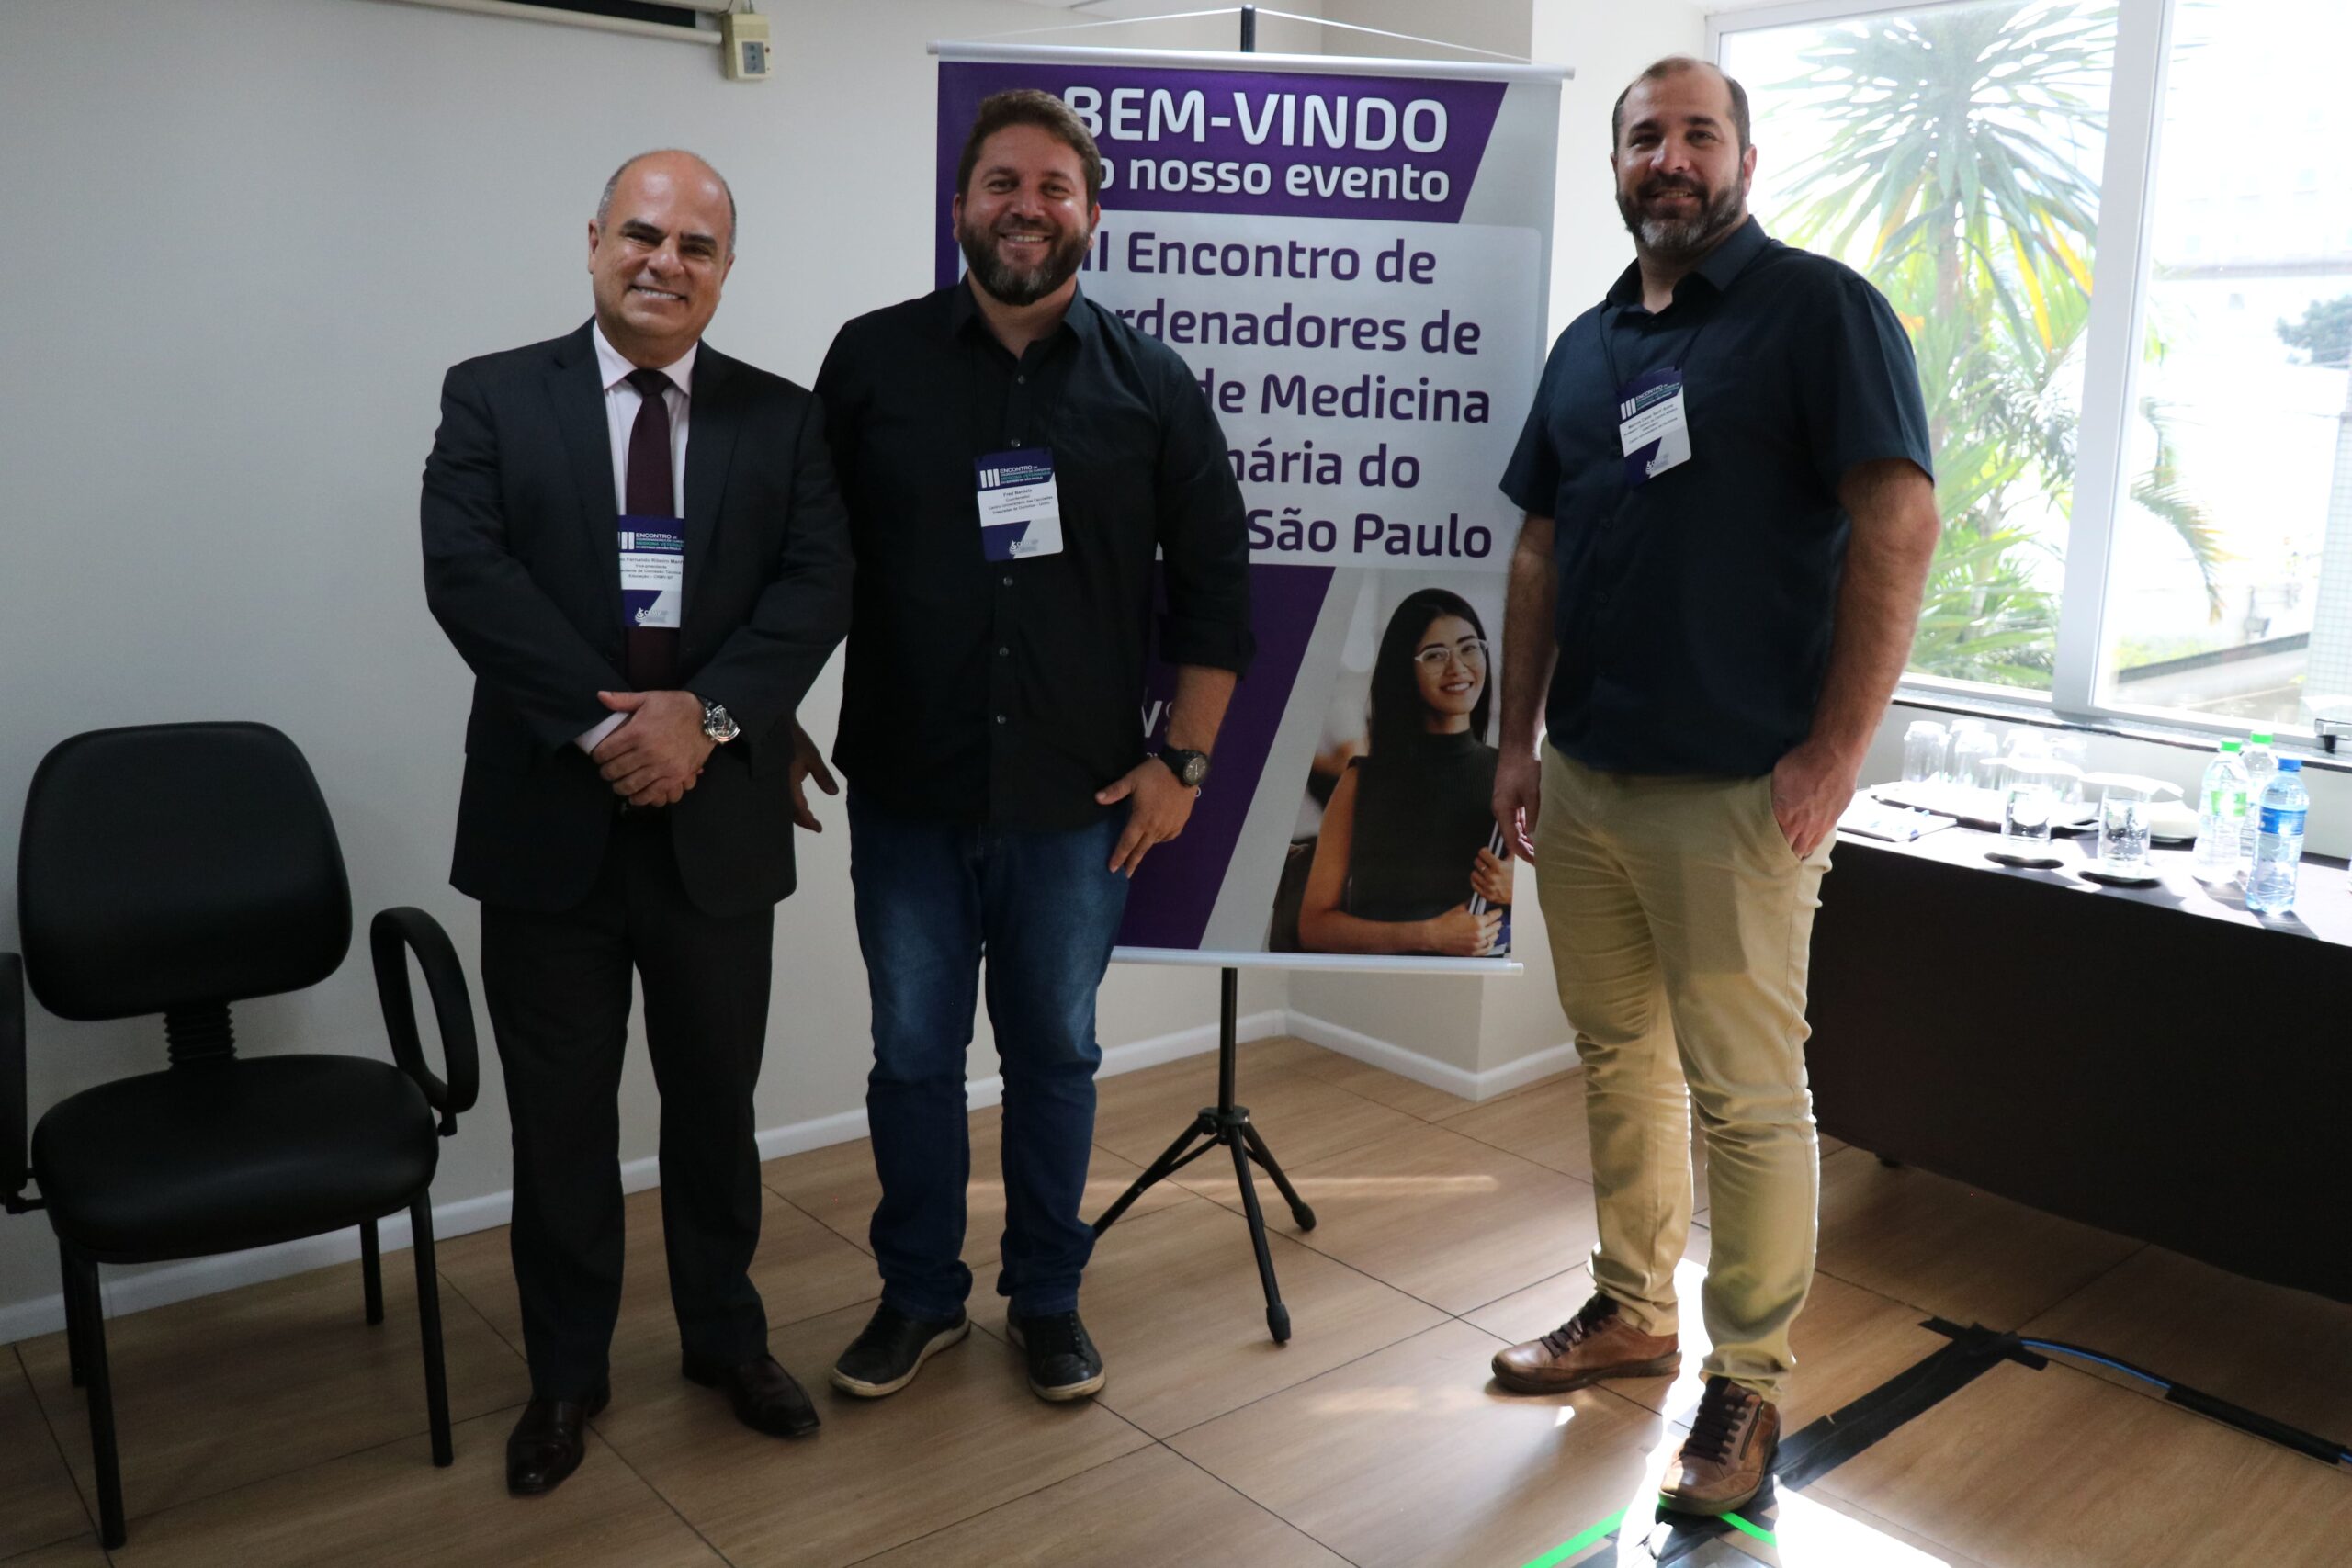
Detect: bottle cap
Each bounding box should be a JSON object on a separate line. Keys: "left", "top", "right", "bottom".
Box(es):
{"left": 2220, "top": 739, "right": 2242, "bottom": 752}
{"left": 2276, "top": 757, "right": 2301, "bottom": 772}
{"left": 2251, "top": 732, "right": 2275, "bottom": 744}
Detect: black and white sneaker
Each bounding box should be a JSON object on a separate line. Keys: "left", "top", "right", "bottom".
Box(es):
{"left": 1006, "top": 1309, "right": 1106, "bottom": 1402}
{"left": 829, "top": 1304, "right": 969, "bottom": 1398}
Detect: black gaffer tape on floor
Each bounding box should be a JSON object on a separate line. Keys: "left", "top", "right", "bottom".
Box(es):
{"left": 1533, "top": 1319, "right": 2352, "bottom": 1566}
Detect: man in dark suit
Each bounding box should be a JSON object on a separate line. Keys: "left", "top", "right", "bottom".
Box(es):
{"left": 420, "top": 149, "right": 853, "bottom": 1497}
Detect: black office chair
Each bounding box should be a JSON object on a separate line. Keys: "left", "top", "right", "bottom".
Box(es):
{"left": 1, "top": 722, "right": 479, "bottom": 1550}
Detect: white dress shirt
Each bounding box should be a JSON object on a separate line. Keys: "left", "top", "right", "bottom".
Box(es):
{"left": 577, "top": 323, "right": 699, "bottom": 752}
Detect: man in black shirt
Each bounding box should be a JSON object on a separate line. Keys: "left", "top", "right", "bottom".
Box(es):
{"left": 801, "top": 90, "right": 1253, "bottom": 1404}
{"left": 1486, "top": 59, "right": 1939, "bottom": 1515}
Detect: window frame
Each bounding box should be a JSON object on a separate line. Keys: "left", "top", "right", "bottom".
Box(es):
{"left": 1708, "top": 0, "right": 2339, "bottom": 753}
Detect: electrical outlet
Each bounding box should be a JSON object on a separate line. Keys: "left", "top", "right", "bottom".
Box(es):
{"left": 722, "top": 11, "right": 771, "bottom": 82}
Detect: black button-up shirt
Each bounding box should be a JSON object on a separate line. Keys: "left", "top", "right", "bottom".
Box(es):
{"left": 815, "top": 280, "right": 1254, "bottom": 829}
{"left": 1500, "top": 218, "right": 1932, "bottom": 777}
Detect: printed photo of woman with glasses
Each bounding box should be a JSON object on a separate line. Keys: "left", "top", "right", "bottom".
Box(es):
{"left": 1288, "top": 586, "right": 1512, "bottom": 957}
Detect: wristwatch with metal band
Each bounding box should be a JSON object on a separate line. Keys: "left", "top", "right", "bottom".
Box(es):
{"left": 700, "top": 699, "right": 740, "bottom": 745}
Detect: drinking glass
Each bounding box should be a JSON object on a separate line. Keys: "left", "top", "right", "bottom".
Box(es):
{"left": 2003, "top": 780, "right": 2057, "bottom": 850}
{"left": 1944, "top": 718, "right": 1992, "bottom": 781}
{"left": 2051, "top": 736, "right": 2090, "bottom": 805}
{"left": 1999, "top": 758, "right": 2077, "bottom": 852}
{"left": 2098, "top": 790, "right": 2154, "bottom": 877}
{"left": 1950, "top": 728, "right": 2001, "bottom": 794}
{"left": 1901, "top": 720, "right": 1947, "bottom": 784}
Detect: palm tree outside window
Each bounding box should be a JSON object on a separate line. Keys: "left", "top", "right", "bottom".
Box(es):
{"left": 1719, "top": 0, "right": 2352, "bottom": 737}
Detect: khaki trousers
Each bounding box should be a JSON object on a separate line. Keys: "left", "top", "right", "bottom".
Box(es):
{"left": 1532, "top": 745, "right": 1827, "bottom": 1400}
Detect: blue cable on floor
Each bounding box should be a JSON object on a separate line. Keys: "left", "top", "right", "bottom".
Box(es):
{"left": 2016, "top": 1338, "right": 2172, "bottom": 1390}
{"left": 2017, "top": 1337, "right": 2352, "bottom": 1467}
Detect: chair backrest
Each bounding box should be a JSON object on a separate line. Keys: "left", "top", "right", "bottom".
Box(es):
{"left": 17, "top": 723, "right": 352, "bottom": 1022}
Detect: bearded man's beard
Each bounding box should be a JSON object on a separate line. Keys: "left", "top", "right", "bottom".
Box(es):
{"left": 958, "top": 217, "right": 1091, "bottom": 306}
{"left": 1616, "top": 173, "right": 1744, "bottom": 259}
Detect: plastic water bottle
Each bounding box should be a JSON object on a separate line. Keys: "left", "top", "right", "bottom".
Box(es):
{"left": 2245, "top": 758, "right": 2308, "bottom": 914}
{"left": 2192, "top": 739, "right": 2249, "bottom": 884}
{"left": 2236, "top": 731, "right": 2277, "bottom": 881}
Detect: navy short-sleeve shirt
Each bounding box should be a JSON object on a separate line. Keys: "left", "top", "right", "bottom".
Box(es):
{"left": 1499, "top": 218, "right": 1932, "bottom": 777}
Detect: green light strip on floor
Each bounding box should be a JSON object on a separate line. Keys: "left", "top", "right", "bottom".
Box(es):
{"left": 1519, "top": 1506, "right": 1630, "bottom": 1568}
{"left": 1720, "top": 1510, "right": 1777, "bottom": 1547}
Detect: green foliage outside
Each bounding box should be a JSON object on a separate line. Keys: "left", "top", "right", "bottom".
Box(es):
{"left": 1761, "top": 1, "right": 2217, "bottom": 686}
{"left": 2278, "top": 294, "right": 2352, "bottom": 367}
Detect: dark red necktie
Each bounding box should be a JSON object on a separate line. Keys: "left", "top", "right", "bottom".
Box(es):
{"left": 623, "top": 367, "right": 681, "bottom": 692}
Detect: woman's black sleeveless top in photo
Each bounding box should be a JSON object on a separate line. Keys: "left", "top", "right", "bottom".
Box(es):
{"left": 1342, "top": 731, "right": 1501, "bottom": 923}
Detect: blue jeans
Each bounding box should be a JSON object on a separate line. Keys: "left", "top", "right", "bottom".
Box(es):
{"left": 848, "top": 792, "right": 1132, "bottom": 1320}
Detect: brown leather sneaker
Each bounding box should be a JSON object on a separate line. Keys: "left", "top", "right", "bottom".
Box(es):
{"left": 1660, "top": 1375, "right": 1780, "bottom": 1516}
{"left": 1491, "top": 1294, "right": 1679, "bottom": 1394}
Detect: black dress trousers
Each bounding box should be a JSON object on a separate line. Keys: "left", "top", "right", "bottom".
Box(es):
{"left": 480, "top": 809, "right": 775, "bottom": 1398}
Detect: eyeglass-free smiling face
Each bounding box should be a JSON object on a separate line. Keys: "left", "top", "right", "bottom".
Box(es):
{"left": 1612, "top": 66, "right": 1755, "bottom": 263}
{"left": 954, "top": 123, "right": 1098, "bottom": 309}
{"left": 588, "top": 152, "right": 734, "bottom": 368}
{"left": 1412, "top": 615, "right": 1487, "bottom": 729}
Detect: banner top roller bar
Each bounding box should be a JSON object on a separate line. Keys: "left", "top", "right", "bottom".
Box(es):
{"left": 931, "top": 41, "right": 1573, "bottom": 85}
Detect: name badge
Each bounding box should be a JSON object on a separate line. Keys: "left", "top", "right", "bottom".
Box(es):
{"left": 974, "top": 446, "right": 1065, "bottom": 561}
{"left": 1617, "top": 367, "right": 1692, "bottom": 485}
{"left": 617, "top": 514, "right": 684, "bottom": 629}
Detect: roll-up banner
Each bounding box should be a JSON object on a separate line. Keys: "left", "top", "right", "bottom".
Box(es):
{"left": 933, "top": 41, "right": 1565, "bottom": 972}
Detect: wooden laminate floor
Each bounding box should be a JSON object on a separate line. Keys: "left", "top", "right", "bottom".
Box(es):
{"left": 5, "top": 1038, "right": 2347, "bottom": 1567}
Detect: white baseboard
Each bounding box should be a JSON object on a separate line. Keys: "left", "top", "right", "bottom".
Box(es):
{"left": 1282, "top": 1010, "right": 1579, "bottom": 1103}
{"left": 749, "top": 1006, "right": 1286, "bottom": 1160}
{"left": 0, "top": 1009, "right": 1281, "bottom": 1349}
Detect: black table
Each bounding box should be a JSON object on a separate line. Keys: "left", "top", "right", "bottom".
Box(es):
{"left": 1806, "top": 813, "right": 2352, "bottom": 1305}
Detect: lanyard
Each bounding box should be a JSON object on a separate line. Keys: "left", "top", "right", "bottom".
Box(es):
{"left": 1598, "top": 293, "right": 1719, "bottom": 398}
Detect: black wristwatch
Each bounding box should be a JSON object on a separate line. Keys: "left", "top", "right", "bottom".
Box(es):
{"left": 1157, "top": 747, "right": 1210, "bottom": 789}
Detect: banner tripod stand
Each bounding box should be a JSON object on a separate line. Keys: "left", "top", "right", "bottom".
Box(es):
{"left": 1090, "top": 966, "right": 1315, "bottom": 1342}
{"left": 1092, "top": 1, "right": 1314, "bottom": 1345}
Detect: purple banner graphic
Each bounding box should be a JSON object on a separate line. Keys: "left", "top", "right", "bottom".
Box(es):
{"left": 1120, "top": 563, "right": 1332, "bottom": 950}
{"left": 936, "top": 62, "right": 1505, "bottom": 288}
{"left": 936, "top": 48, "right": 1553, "bottom": 958}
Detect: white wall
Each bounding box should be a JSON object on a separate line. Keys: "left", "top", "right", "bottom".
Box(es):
{"left": 1318, "top": 0, "right": 1532, "bottom": 61}
{"left": 0, "top": 0, "right": 1302, "bottom": 1343}
{"left": 1001, "top": 0, "right": 1329, "bottom": 56}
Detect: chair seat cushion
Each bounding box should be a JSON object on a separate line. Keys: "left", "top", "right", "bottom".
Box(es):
{"left": 32, "top": 1055, "right": 439, "bottom": 1260}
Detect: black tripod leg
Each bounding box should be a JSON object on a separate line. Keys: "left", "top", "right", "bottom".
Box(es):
{"left": 1093, "top": 1114, "right": 1211, "bottom": 1235}
{"left": 1227, "top": 1131, "right": 1290, "bottom": 1344}
{"left": 1238, "top": 1120, "right": 1316, "bottom": 1231}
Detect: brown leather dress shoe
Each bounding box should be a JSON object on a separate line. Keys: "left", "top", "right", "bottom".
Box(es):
{"left": 1660, "top": 1375, "right": 1780, "bottom": 1516}
{"left": 683, "top": 1352, "right": 821, "bottom": 1438}
{"left": 1491, "top": 1294, "right": 1679, "bottom": 1393}
{"left": 505, "top": 1384, "right": 610, "bottom": 1497}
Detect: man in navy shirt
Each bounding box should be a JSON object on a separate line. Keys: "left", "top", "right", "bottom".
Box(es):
{"left": 1487, "top": 57, "right": 1939, "bottom": 1515}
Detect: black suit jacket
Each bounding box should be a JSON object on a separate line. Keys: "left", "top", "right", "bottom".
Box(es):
{"left": 421, "top": 322, "right": 853, "bottom": 918}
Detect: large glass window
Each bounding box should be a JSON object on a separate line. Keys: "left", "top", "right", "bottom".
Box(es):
{"left": 1725, "top": 0, "right": 2118, "bottom": 693}
{"left": 1716, "top": 0, "right": 2352, "bottom": 743}
{"left": 2097, "top": 0, "right": 2352, "bottom": 729}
